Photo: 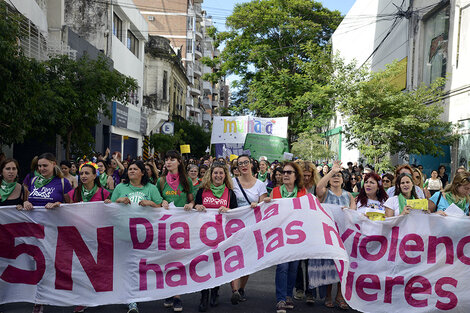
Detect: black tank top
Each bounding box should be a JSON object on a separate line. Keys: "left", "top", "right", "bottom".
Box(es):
{"left": 0, "top": 184, "right": 24, "bottom": 206}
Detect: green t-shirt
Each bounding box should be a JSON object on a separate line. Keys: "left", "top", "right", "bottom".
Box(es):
{"left": 111, "top": 183, "right": 163, "bottom": 204}
{"left": 157, "top": 177, "right": 194, "bottom": 207}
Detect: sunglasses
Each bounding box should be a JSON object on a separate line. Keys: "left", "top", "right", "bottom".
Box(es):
{"left": 332, "top": 173, "right": 342, "bottom": 178}
{"left": 282, "top": 170, "right": 296, "bottom": 175}
{"left": 212, "top": 161, "right": 226, "bottom": 167}
{"left": 382, "top": 179, "right": 391, "bottom": 183}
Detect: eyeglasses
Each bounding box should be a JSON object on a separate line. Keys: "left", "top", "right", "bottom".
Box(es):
{"left": 282, "top": 170, "right": 296, "bottom": 175}
{"left": 238, "top": 160, "right": 250, "bottom": 166}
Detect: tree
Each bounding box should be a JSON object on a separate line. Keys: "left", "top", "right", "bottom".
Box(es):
{"left": 43, "top": 54, "right": 137, "bottom": 159}
{"left": 0, "top": 3, "right": 50, "bottom": 146}
{"left": 218, "top": 0, "right": 342, "bottom": 141}
{"left": 149, "top": 133, "right": 179, "bottom": 156}
{"left": 335, "top": 60, "right": 460, "bottom": 171}
{"left": 291, "top": 130, "right": 336, "bottom": 161}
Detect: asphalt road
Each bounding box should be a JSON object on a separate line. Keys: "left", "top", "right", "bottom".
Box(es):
{"left": 1, "top": 267, "right": 361, "bottom": 313}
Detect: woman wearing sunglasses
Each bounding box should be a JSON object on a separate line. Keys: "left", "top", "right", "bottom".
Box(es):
{"left": 230, "top": 154, "right": 268, "bottom": 304}
{"left": 311, "top": 160, "right": 355, "bottom": 310}
{"left": 270, "top": 162, "right": 307, "bottom": 313}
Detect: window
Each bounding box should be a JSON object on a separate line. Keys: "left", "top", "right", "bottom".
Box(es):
{"left": 423, "top": 5, "right": 450, "bottom": 84}
{"left": 187, "top": 17, "right": 193, "bottom": 30}
{"left": 127, "top": 30, "right": 139, "bottom": 56}
{"left": 162, "top": 71, "right": 168, "bottom": 100}
{"left": 113, "top": 13, "right": 123, "bottom": 42}
{"left": 186, "top": 39, "right": 193, "bottom": 53}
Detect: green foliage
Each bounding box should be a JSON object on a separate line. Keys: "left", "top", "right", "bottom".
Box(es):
{"left": 149, "top": 133, "right": 179, "bottom": 155}
{"left": 218, "top": 0, "right": 342, "bottom": 141}
{"left": 335, "top": 60, "right": 460, "bottom": 171}
{"left": 0, "top": 3, "right": 50, "bottom": 146}
{"left": 149, "top": 119, "right": 211, "bottom": 158}
{"left": 291, "top": 130, "right": 336, "bottom": 161}
{"left": 43, "top": 54, "right": 137, "bottom": 159}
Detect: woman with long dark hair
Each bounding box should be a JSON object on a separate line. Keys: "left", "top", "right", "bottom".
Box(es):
{"left": 157, "top": 150, "right": 195, "bottom": 312}
{"left": 67, "top": 162, "right": 111, "bottom": 203}
{"left": 355, "top": 172, "right": 388, "bottom": 218}
{"left": 384, "top": 173, "right": 419, "bottom": 217}
{"left": 96, "top": 160, "right": 115, "bottom": 191}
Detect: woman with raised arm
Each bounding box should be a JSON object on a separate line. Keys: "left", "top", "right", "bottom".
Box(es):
{"left": 311, "top": 160, "right": 355, "bottom": 310}
{"left": 230, "top": 154, "right": 268, "bottom": 304}
{"left": 194, "top": 162, "right": 238, "bottom": 312}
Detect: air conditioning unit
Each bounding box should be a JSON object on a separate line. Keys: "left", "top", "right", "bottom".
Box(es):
{"left": 148, "top": 16, "right": 155, "bottom": 21}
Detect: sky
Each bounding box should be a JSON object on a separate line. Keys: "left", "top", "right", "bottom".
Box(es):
{"left": 202, "top": 0, "right": 356, "bottom": 31}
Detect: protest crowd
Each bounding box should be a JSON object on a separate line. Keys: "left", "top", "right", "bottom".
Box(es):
{"left": 1, "top": 150, "right": 469, "bottom": 313}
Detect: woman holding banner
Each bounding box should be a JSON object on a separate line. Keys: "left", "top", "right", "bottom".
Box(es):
{"left": 311, "top": 160, "right": 354, "bottom": 310}
{"left": 231, "top": 154, "right": 268, "bottom": 304}
{"left": 194, "top": 162, "right": 238, "bottom": 312}
{"left": 111, "top": 160, "right": 163, "bottom": 313}
{"left": 270, "top": 162, "right": 307, "bottom": 313}
{"left": 355, "top": 172, "right": 388, "bottom": 219}
{"left": 67, "top": 162, "right": 111, "bottom": 203}
{"left": 384, "top": 173, "right": 418, "bottom": 217}
{"left": 428, "top": 171, "right": 470, "bottom": 215}
{"left": 0, "top": 158, "right": 27, "bottom": 207}
{"left": 157, "top": 150, "right": 195, "bottom": 312}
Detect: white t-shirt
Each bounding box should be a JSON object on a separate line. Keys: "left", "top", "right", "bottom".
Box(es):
{"left": 386, "top": 186, "right": 425, "bottom": 199}
{"left": 357, "top": 199, "right": 386, "bottom": 215}
{"left": 232, "top": 178, "right": 268, "bottom": 207}
{"left": 384, "top": 196, "right": 400, "bottom": 216}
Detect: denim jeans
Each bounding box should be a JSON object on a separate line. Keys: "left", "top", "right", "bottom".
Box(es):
{"left": 275, "top": 260, "right": 299, "bottom": 302}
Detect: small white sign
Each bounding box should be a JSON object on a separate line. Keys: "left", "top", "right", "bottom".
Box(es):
{"left": 161, "top": 122, "right": 174, "bottom": 135}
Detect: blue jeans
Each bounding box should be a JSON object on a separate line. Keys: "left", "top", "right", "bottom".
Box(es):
{"left": 275, "top": 260, "right": 299, "bottom": 302}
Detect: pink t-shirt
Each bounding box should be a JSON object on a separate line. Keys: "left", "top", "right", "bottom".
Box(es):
{"left": 67, "top": 187, "right": 110, "bottom": 203}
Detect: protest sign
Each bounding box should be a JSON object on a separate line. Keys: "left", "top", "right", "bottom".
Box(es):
{"left": 210, "top": 116, "right": 288, "bottom": 144}
{"left": 243, "top": 133, "right": 289, "bottom": 162}
{"left": 0, "top": 195, "right": 347, "bottom": 306}
{"left": 324, "top": 205, "right": 470, "bottom": 313}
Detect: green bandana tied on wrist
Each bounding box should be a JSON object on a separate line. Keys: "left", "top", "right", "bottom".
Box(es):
{"left": 445, "top": 192, "right": 467, "bottom": 212}
{"left": 0, "top": 180, "right": 17, "bottom": 202}
{"left": 280, "top": 184, "right": 298, "bottom": 198}
{"left": 34, "top": 175, "right": 54, "bottom": 189}
{"left": 258, "top": 171, "right": 268, "bottom": 182}
{"left": 398, "top": 193, "right": 414, "bottom": 214}
{"left": 210, "top": 183, "right": 226, "bottom": 198}
{"left": 81, "top": 184, "right": 98, "bottom": 202}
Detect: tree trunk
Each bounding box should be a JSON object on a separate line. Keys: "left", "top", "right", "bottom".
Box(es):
{"left": 66, "top": 130, "right": 72, "bottom": 161}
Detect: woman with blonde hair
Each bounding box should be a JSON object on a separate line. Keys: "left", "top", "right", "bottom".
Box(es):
{"left": 301, "top": 161, "right": 320, "bottom": 195}
{"left": 194, "top": 162, "right": 238, "bottom": 311}
{"left": 412, "top": 168, "right": 431, "bottom": 199}
{"left": 429, "top": 171, "right": 470, "bottom": 215}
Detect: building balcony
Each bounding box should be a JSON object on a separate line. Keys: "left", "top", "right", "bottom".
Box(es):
{"left": 195, "top": 27, "right": 203, "bottom": 40}
{"left": 212, "top": 100, "right": 219, "bottom": 108}
{"left": 194, "top": 46, "right": 202, "bottom": 59}
{"left": 202, "top": 64, "right": 212, "bottom": 74}
{"left": 203, "top": 113, "right": 212, "bottom": 122}
{"left": 195, "top": 4, "right": 203, "bottom": 20}
{"left": 203, "top": 81, "right": 212, "bottom": 93}
{"left": 212, "top": 87, "right": 219, "bottom": 95}
{"left": 186, "top": 97, "right": 193, "bottom": 107}
{"left": 203, "top": 97, "right": 212, "bottom": 109}
{"left": 190, "top": 87, "right": 201, "bottom": 96}
{"left": 194, "top": 62, "right": 202, "bottom": 78}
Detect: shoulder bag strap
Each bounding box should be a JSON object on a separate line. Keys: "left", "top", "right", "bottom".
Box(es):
{"left": 436, "top": 192, "right": 442, "bottom": 207}
{"left": 236, "top": 177, "right": 251, "bottom": 204}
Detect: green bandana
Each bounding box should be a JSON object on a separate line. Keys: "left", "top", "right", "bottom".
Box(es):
{"left": 0, "top": 180, "right": 16, "bottom": 202}
{"left": 34, "top": 175, "right": 54, "bottom": 189}
{"left": 398, "top": 193, "right": 414, "bottom": 214}
{"left": 280, "top": 184, "right": 298, "bottom": 198}
{"left": 34, "top": 170, "right": 40, "bottom": 177}
{"left": 149, "top": 176, "right": 155, "bottom": 184}
{"left": 258, "top": 171, "right": 268, "bottom": 182}
{"left": 81, "top": 184, "right": 98, "bottom": 202}
{"left": 99, "top": 173, "right": 108, "bottom": 187}
{"left": 445, "top": 192, "right": 467, "bottom": 211}
{"left": 210, "top": 183, "right": 226, "bottom": 198}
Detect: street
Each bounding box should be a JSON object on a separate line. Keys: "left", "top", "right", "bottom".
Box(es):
{"left": 1, "top": 267, "right": 360, "bottom": 313}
